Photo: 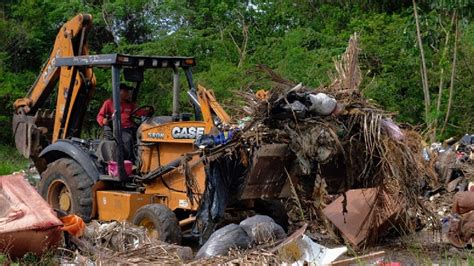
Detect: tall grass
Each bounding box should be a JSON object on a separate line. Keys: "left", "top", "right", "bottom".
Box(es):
{"left": 0, "top": 144, "right": 29, "bottom": 175}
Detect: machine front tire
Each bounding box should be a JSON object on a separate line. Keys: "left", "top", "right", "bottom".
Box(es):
{"left": 38, "top": 158, "right": 94, "bottom": 222}
{"left": 132, "top": 204, "right": 182, "bottom": 244}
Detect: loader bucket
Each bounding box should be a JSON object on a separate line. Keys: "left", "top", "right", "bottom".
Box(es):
{"left": 239, "top": 144, "right": 291, "bottom": 199}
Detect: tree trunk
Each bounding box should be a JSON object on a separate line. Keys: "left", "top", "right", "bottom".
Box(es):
{"left": 434, "top": 11, "right": 456, "bottom": 139}
{"left": 441, "top": 13, "right": 459, "bottom": 135}
{"left": 412, "top": 0, "right": 431, "bottom": 133}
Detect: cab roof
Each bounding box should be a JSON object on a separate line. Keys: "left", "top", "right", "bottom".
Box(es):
{"left": 54, "top": 54, "right": 196, "bottom": 68}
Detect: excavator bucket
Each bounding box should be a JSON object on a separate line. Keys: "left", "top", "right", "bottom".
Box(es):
{"left": 239, "top": 144, "right": 291, "bottom": 199}
{"left": 13, "top": 114, "right": 37, "bottom": 158}
{"left": 12, "top": 110, "right": 54, "bottom": 159}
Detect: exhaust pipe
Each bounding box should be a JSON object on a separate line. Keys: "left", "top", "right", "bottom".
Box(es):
{"left": 172, "top": 65, "right": 180, "bottom": 120}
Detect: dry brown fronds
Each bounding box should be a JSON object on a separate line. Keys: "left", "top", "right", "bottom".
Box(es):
{"left": 61, "top": 221, "right": 192, "bottom": 264}
{"left": 191, "top": 246, "right": 284, "bottom": 265}
{"left": 328, "top": 33, "right": 362, "bottom": 96}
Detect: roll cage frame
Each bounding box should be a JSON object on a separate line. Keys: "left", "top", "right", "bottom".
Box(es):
{"left": 55, "top": 53, "right": 200, "bottom": 180}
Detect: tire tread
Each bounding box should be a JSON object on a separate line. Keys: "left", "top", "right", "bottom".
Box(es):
{"left": 38, "top": 158, "right": 94, "bottom": 222}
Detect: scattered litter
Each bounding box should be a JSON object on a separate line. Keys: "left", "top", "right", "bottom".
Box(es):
{"left": 269, "top": 223, "right": 347, "bottom": 265}
{"left": 60, "top": 214, "right": 85, "bottom": 237}
{"left": 278, "top": 234, "right": 347, "bottom": 265}
{"left": 430, "top": 133, "right": 473, "bottom": 192}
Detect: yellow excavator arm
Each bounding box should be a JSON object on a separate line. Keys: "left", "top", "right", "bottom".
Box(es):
{"left": 12, "top": 14, "right": 96, "bottom": 159}
{"left": 197, "top": 84, "right": 231, "bottom": 126}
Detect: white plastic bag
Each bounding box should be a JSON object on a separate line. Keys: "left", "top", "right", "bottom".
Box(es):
{"left": 308, "top": 93, "right": 337, "bottom": 115}
{"left": 239, "top": 215, "right": 287, "bottom": 244}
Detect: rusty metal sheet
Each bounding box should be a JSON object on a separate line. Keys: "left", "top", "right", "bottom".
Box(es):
{"left": 239, "top": 144, "right": 290, "bottom": 200}
{"left": 322, "top": 188, "right": 400, "bottom": 247}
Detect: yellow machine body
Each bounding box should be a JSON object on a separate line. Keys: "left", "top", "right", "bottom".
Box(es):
{"left": 96, "top": 191, "right": 165, "bottom": 221}
{"left": 94, "top": 85, "right": 230, "bottom": 221}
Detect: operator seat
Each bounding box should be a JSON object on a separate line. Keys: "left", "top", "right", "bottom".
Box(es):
{"left": 96, "top": 138, "right": 117, "bottom": 163}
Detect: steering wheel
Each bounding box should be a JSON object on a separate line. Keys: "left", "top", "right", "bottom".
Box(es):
{"left": 131, "top": 105, "right": 155, "bottom": 123}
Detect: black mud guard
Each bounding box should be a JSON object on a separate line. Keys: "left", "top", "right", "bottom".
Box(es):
{"left": 38, "top": 140, "right": 100, "bottom": 182}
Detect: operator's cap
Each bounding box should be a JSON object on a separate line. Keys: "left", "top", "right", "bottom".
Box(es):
{"left": 120, "top": 83, "right": 134, "bottom": 91}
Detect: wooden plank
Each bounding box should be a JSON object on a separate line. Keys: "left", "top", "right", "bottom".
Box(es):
{"left": 331, "top": 251, "right": 386, "bottom": 266}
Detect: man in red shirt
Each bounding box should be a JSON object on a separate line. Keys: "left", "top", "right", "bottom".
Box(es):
{"left": 97, "top": 84, "right": 145, "bottom": 161}
{"left": 97, "top": 84, "right": 140, "bottom": 129}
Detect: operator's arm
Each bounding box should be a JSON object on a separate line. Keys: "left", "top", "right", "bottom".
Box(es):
{"left": 97, "top": 99, "right": 113, "bottom": 127}
{"left": 133, "top": 103, "right": 149, "bottom": 116}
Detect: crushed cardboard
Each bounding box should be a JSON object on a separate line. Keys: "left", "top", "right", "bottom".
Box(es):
{"left": 322, "top": 188, "right": 402, "bottom": 247}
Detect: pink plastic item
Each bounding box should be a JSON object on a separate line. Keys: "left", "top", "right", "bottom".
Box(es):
{"left": 382, "top": 118, "right": 404, "bottom": 141}
{"left": 108, "top": 160, "right": 133, "bottom": 177}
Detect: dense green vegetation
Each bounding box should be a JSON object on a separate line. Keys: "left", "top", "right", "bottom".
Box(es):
{"left": 0, "top": 144, "right": 29, "bottom": 174}
{"left": 0, "top": 0, "right": 473, "bottom": 166}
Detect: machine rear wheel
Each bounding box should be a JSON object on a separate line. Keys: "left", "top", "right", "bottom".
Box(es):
{"left": 38, "top": 158, "right": 94, "bottom": 222}
{"left": 132, "top": 204, "right": 182, "bottom": 244}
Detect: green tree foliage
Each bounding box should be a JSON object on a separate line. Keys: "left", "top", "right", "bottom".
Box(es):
{"left": 0, "top": 0, "right": 472, "bottom": 148}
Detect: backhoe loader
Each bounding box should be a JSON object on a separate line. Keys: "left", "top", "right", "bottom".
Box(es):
{"left": 12, "top": 14, "right": 288, "bottom": 244}
{"left": 12, "top": 13, "right": 227, "bottom": 243}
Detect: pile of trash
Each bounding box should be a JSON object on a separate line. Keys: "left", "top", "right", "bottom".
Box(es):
{"left": 420, "top": 134, "right": 474, "bottom": 247}
{"left": 194, "top": 34, "right": 435, "bottom": 248}
{"left": 428, "top": 134, "right": 474, "bottom": 193}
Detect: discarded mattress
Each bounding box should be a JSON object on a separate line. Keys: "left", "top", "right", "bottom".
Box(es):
{"left": 0, "top": 174, "right": 63, "bottom": 258}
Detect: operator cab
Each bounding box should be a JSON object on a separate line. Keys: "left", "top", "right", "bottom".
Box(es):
{"left": 121, "top": 67, "right": 195, "bottom": 127}
{"left": 55, "top": 54, "right": 225, "bottom": 182}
